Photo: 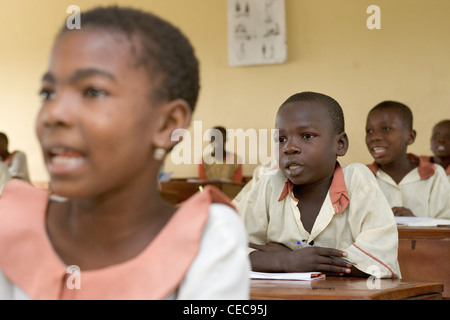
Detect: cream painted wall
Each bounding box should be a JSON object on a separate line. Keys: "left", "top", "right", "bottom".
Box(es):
{"left": 0, "top": 0, "right": 449, "bottom": 181}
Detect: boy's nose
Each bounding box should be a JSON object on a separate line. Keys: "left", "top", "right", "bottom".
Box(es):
{"left": 283, "top": 142, "right": 301, "bottom": 154}
{"left": 369, "top": 130, "right": 382, "bottom": 141}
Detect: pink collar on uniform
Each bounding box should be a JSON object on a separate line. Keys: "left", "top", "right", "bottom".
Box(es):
{"left": 428, "top": 156, "right": 450, "bottom": 175}
{"left": 367, "top": 153, "right": 435, "bottom": 180}
{"left": 0, "top": 179, "right": 235, "bottom": 300}
{"left": 278, "top": 162, "right": 349, "bottom": 214}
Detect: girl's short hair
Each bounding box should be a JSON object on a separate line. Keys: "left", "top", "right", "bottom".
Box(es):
{"left": 58, "top": 6, "right": 200, "bottom": 111}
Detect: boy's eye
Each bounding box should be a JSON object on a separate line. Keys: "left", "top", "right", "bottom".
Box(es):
{"left": 381, "top": 127, "right": 390, "bottom": 132}
{"left": 302, "top": 133, "right": 314, "bottom": 140}
{"left": 84, "top": 87, "right": 108, "bottom": 98}
{"left": 275, "top": 136, "right": 286, "bottom": 143}
{"left": 366, "top": 129, "right": 373, "bottom": 134}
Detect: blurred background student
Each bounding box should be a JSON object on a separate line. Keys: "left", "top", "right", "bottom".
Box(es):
{"left": 429, "top": 120, "right": 450, "bottom": 181}
{"left": 199, "top": 126, "right": 243, "bottom": 183}
{"left": 0, "top": 132, "right": 30, "bottom": 182}
{"left": 0, "top": 161, "right": 11, "bottom": 194}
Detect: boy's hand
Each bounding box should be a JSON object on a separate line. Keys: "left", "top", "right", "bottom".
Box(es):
{"left": 288, "top": 246, "right": 352, "bottom": 276}
{"left": 392, "top": 206, "right": 415, "bottom": 216}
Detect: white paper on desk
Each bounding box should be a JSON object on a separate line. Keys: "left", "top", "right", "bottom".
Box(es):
{"left": 395, "top": 216, "right": 450, "bottom": 226}
{"left": 250, "top": 271, "right": 325, "bottom": 281}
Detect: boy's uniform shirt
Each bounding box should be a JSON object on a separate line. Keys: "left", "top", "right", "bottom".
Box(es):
{"left": 233, "top": 160, "right": 278, "bottom": 206}
{"left": 236, "top": 162, "right": 401, "bottom": 279}
{"left": 367, "top": 154, "right": 450, "bottom": 219}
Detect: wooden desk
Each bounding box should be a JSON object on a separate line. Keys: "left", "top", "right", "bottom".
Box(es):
{"left": 160, "top": 179, "right": 245, "bottom": 203}
{"left": 250, "top": 277, "right": 443, "bottom": 300}
{"left": 397, "top": 225, "right": 450, "bottom": 298}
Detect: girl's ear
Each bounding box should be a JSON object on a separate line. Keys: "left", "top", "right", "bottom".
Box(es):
{"left": 151, "top": 99, "right": 192, "bottom": 154}
{"left": 336, "top": 132, "right": 349, "bottom": 157}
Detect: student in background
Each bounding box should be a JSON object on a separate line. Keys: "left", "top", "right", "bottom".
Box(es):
{"left": 429, "top": 119, "right": 450, "bottom": 181}
{"left": 0, "top": 132, "right": 30, "bottom": 182}
{"left": 199, "top": 126, "right": 243, "bottom": 183}
{"left": 365, "top": 101, "right": 450, "bottom": 219}
{"left": 236, "top": 92, "right": 400, "bottom": 279}
{"left": 0, "top": 6, "right": 249, "bottom": 300}
{"left": 0, "top": 161, "right": 11, "bottom": 194}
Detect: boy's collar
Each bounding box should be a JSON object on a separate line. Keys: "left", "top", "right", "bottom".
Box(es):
{"left": 278, "top": 162, "right": 349, "bottom": 214}
{"left": 367, "top": 153, "right": 435, "bottom": 180}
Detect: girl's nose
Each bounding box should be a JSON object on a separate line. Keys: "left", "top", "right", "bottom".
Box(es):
{"left": 38, "top": 93, "right": 74, "bottom": 129}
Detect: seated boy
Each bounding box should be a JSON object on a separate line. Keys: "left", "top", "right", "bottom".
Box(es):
{"left": 365, "top": 101, "right": 450, "bottom": 219}
{"left": 429, "top": 119, "right": 450, "bottom": 182}
{"left": 236, "top": 92, "right": 401, "bottom": 278}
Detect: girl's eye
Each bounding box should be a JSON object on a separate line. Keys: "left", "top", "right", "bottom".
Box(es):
{"left": 84, "top": 88, "right": 108, "bottom": 98}
{"left": 39, "top": 89, "right": 56, "bottom": 101}
{"left": 366, "top": 129, "right": 373, "bottom": 134}
{"left": 381, "top": 127, "right": 390, "bottom": 132}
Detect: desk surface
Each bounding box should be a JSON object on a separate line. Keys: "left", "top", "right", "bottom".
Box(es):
{"left": 250, "top": 277, "right": 443, "bottom": 300}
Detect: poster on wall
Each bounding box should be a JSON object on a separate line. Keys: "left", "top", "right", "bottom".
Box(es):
{"left": 227, "top": 0, "right": 287, "bottom": 67}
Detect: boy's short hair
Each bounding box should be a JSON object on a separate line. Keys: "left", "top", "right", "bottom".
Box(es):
{"left": 434, "top": 119, "right": 450, "bottom": 129}
{"left": 58, "top": 6, "right": 200, "bottom": 111}
{"left": 280, "top": 91, "right": 345, "bottom": 134}
{"left": 369, "top": 101, "right": 413, "bottom": 130}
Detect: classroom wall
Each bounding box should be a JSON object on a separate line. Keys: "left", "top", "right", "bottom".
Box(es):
{"left": 0, "top": 0, "right": 449, "bottom": 181}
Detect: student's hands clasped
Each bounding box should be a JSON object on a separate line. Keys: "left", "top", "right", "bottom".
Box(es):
{"left": 249, "top": 242, "right": 352, "bottom": 276}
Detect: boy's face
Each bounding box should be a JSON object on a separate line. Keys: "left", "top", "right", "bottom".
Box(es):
{"left": 365, "top": 109, "right": 415, "bottom": 165}
{"left": 35, "top": 29, "right": 161, "bottom": 197}
{"left": 275, "top": 101, "right": 344, "bottom": 186}
{"left": 431, "top": 122, "right": 450, "bottom": 158}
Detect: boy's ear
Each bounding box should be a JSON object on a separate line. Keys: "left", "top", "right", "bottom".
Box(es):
{"left": 151, "top": 99, "right": 192, "bottom": 152}
{"left": 336, "top": 132, "right": 349, "bottom": 157}
{"left": 406, "top": 129, "right": 417, "bottom": 145}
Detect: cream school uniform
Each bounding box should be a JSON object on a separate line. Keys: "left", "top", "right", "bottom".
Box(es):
{"left": 0, "top": 162, "right": 10, "bottom": 194}
{"left": 236, "top": 162, "right": 401, "bottom": 279}
{"left": 0, "top": 180, "right": 250, "bottom": 300}
{"left": 367, "top": 154, "right": 450, "bottom": 219}
{"left": 233, "top": 160, "right": 279, "bottom": 206}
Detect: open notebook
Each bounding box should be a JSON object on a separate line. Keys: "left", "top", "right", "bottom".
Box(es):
{"left": 395, "top": 216, "right": 450, "bottom": 227}
{"left": 250, "top": 271, "right": 325, "bottom": 281}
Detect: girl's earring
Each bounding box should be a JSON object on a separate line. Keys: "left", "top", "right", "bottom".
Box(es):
{"left": 153, "top": 147, "right": 166, "bottom": 161}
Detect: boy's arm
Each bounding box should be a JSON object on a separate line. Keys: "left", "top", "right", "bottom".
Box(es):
{"left": 344, "top": 164, "right": 401, "bottom": 278}
{"left": 249, "top": 243, "right": 352, "bottom": 275}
